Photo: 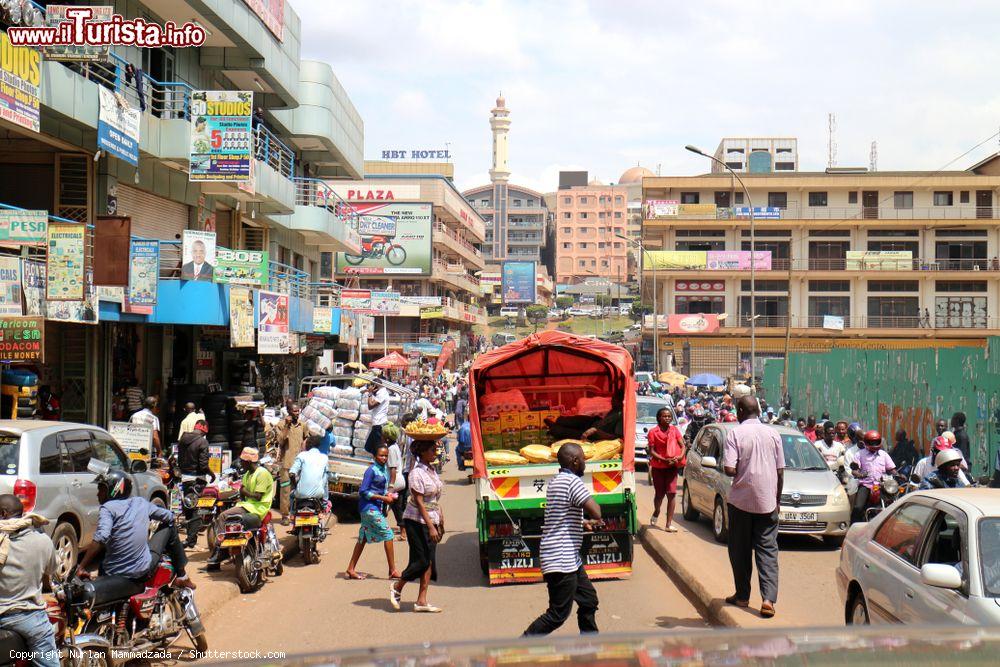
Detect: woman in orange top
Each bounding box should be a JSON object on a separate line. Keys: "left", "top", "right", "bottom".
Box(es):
{"left": 647, "top": 407, "right": 685, "bottom": 532}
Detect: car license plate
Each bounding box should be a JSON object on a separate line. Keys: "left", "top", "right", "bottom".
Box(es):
{"left": 780, "top": 511, "right": 817, "bottom": 522}
{"left": 295, "top": 515, "right": 319, "bottom": 527}
{"left": 197, "top": 497, "right": 215, "bottom": 508}
{"left": 221, "top": 537, "right": 248, "bottom": 548}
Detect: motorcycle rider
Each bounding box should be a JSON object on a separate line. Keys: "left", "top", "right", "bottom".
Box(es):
{"left": 76, "top": 469, "right": 195, "bottom": 589}
{"left": 0, "top": 494, "right": 59, "bottom": 667}
{"left": 913, "top": 431, "right": 970, "bottom": 484}
{"left": 206, "top": 447, "right": 275, "bottom": 570}
{"left": 919, "top": 449, "right": 969, "bottom": 490}
{"left": 850, "top": 430, "right": 897, "bottom": 524}
{"left": 178, "top": 419, "right": 216, "bottom": 548}
{"left": 686, "top": 404, "right": 713, "bottom": 445}
{"left": 813, "top": 421, "right": 846, "bottom": 471}
{"left": 289, "top": 435, "right": 329, "bottom": 514}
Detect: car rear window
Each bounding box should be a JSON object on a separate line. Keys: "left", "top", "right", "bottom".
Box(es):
{"left": 0, "top": 433, "right": 20, "bottom": 476}
{"left": 636, "top": 402, "right": 669, "bottom": 422}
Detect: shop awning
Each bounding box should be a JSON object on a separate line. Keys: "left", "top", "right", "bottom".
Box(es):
{"left": 369, "top": 351, "right": 410, "bottom": 370}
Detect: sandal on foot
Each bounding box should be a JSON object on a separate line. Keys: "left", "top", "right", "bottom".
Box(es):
{"left": 414, "top": 604, "right": 442, "bottom": 613}
{"left": 389, "top": 584, "right": 401, "bottom": 610}
{"left": 725, "top": 595, "right": 750, "bottom": 608}
{"left": 760, "top": 601, "right": 776, "bottom": 618}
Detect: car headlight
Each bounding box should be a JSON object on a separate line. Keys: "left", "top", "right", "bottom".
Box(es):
{"left": 832, "top": 484, "right": 847, "bottom": 505}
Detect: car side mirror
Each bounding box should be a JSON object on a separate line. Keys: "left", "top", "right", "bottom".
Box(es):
{"left": 701, "top": 456, "right": 718, "bottom": 469}
{"left": 921, "top": 563, "right": 963, "bottom": 590}
{"left": 130, "top": 459, "right": 148, "bottom": 474}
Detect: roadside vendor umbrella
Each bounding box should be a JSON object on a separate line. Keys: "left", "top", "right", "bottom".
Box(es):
{"left": 685, "top": 372, "right": 725, "bottom": 387}
{"left": 658, "top": 371, "right": 688, "bottom": 387}
{"left": 370, "top": 351, "right": 410, "bottom": 370}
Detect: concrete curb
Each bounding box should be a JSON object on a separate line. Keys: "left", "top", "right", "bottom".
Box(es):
{"left": 638, "top": 525, "right": 740, "bottom": 628}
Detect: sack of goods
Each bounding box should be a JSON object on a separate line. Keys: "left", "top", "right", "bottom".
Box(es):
{"left": 332, "top": 445, "right": 353, "bottom": 457}
{"left": 337, "top": 409, "right": 360, "bottom": 421}
{"left": 312, "top": 386, "right": 342, "bottom": 401}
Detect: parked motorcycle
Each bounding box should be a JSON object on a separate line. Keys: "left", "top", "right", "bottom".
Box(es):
{"left": 291, "top": 497, "right": 329, "bottom": 565}
{"left": 864, "top": 473, "right": 905, "bottom": 521}
{"left": 215, "top": 508, "right": 283, "bottom": 593}
{"left": 194, "top": 468, "right": 242, "bottom": 550}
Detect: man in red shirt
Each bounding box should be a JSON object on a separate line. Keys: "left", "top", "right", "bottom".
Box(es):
{"left": 647, "top": 408, "right": 685, "bottom": 532}
{"left": 801, "top": 415, "right": 818, "bottom": 443}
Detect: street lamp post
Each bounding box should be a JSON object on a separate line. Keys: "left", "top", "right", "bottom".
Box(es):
{"left": 616, "top": 233, "right": 657, "bottom": 375}
{"left": 685, "top": 145, "right": 756, "bottom": 386}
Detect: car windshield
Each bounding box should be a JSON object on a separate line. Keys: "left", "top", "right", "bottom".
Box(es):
{"left": 979, "top": 518, "right": 1000, "bottom": 597}
{"left": 636, "top": 402, "right": 669, "bottom": 422}
{"left": 781, "top": 434, "right": 829, "bottom": 471}
{"left": 0, "top": 433, "right": 19, "bottom": 475}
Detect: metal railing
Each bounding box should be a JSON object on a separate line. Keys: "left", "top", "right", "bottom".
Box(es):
{"left": 253, "top": 125, "right": 295, "bottom": 179}
{"left": 649, "top": 257, "right": 1000, "bottom": 272}
{"left": 648, "top": 205, "right": 1000, "bottom": 221}
{"left": 311, "top": 281, "right": 342, "bottom": 308}
{"left": 723, "top": 314, "right": 1000, "bottom": 330}
{"left": 294, "top": 178, "right": 359, "bottom": 227}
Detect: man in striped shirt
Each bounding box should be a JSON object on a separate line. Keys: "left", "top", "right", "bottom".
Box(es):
{"left": 524, "top": 443, "right": 603, "bottom": 636}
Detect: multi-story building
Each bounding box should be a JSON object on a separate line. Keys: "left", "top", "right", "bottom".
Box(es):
{"left": 326, "top": 175, "right": 487, "bottom": 361}
{"left": 713, "top": 137, "right": 798, "bottom": 174}
{"left": 555, "top": 174, "right": 630, "bottom": 285}
{"left": 0, "top": 2, "right": 363, "bottom": 425}
{"left": 641, "top": 159, "right": 1000, "bottom": 377}
{"left": 365, "top": 160, "right": 454, "bottom": 181}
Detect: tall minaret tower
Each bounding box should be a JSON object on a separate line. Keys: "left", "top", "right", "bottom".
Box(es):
{"left": 489, "top": 94, "right": 510, "bottom": 261}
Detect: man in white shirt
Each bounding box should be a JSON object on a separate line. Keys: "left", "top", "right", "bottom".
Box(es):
{"left": 812, "top": 421, "right": 846, "bottom": 471}
{"left": 130, "top": 396, "right": 162, "bottom": 457}
{"left": 363, "top": 383, "right": 391, "bottom": 455}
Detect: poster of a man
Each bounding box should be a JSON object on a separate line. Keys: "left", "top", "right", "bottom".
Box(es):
{"left": 181, "top": 230, "right": 216, "bottom": 281}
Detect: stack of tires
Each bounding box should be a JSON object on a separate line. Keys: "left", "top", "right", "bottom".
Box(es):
{"left": 226, "top": 393, "right": 266, "bottom": 452}
{"left": 201, "top": 391, "right": 233, "bottom": 446}
{"left": 230, "top": 360, "right": 257, "bottom": 394}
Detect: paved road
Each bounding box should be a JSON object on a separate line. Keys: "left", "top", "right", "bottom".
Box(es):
{"left": 202, "top": 463, "right": 705, "bottom": 658}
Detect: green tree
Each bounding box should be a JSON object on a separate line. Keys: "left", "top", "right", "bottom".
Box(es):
{"left": 556, "top": 295, "right": 575, "bottom": 310}
{"left": 525, "top": 304, "right": 549, "bottom": 332}
{"left": 595, "top": 294, "right": 613, "bottom": 307}
{"left": 630, "top": 302, "right": 652, "bottom": 323}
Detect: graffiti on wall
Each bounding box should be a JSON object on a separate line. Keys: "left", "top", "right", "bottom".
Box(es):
{"left": 877, "top": 403, "right": 935, "bottom": 455}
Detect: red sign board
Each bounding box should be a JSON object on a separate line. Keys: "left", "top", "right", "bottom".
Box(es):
{"left": 668, "top": 314, "right": 720, "bottom": 334}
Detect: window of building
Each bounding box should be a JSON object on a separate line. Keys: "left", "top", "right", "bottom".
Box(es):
{"left": 597, "top": 242, "right": 605, "bottom": 248}
{"left": 868, "top": 240, "right": 919, "bottom": 256}
{"left": 725, "top": 161, "right": 743, "bottom": 170}
{"left": 563, "top": 197, "right": 572, "bottom": 205}
{"left": 598, "top": 212, "right": 605, "bottom": 219}
{"left": 937, "top": 281, "right": 988, "bottom": 293}
{"left": 579, "top": 243, "right": 588, "bottom": 249}
{"left": 614, "top": 242, "right": 623, "bottom": 249}
{"left": 936, "top": 295, "right": 987, "bottom": 328}
{"left": 615, "top": 196, "right": 623, "bottom": 205}
{"left": 935, "top": 229, "right": 987, "bottom": 237}
{"left": 740, "top": 280, "right": 788, "bottom": 291}
{"left": 562, "top": 227, "right": 572, "bottom": 234}
{"left": 933, "top": 191, "right": 954, "bottom": 206}
{"left": 579, "top": 260, "right": 587, "bottom": 267}
{"left": 680, "top": 192, "right": 700, "bottom": 204}
{"left": 580, "top": 227, "right": 592, "bottom": 235}
{"left": 960, "top": 191, "right": 970, "bottom": 204}
{"left": 775, "top": 162, "right": 795, "bottom": 171}
{"left": 808, "top": 192, "right": 828, "bottom": 207}
{"left": 601, "top": 260, "right": 609, "bottom": 267}
{"left": 562, "top": 243, "right": 571, "bottom": 250}
{"left": 868, "top": 229, "right": 919, "bottom": 237}
{"left": 734, "top": 191, "right": 745, "bottom": 204}
{"left": 935, "top": 240, "right": 988, "bottom": 269}
{"left": 868, "top": 296, "right": 919, "bottom": 327}
{"left": 677, "top": 240, "right": 725, "bottom": 251}
{"left": 579, "top": 196, "right": 588, "bottom": 205}
{"left": 513, "top": 199, "right": 522, "bottom": 207}
{"left": 894, "top": 191, "right": 914, "bottom": 209}
{"left": 808, "top": 241, "right": 850, "bottom": 270}
{"left": 808, "top": 296, "right": 851, "bottom": 327}
{"left": 768, "top": 192, "right": 788, "bottom": 209}
{"left": 563, "top": 212, "right": 571, "bottom": 219}
{"left": 679, "top": 230, "right": 727, "bottom": 237}
{"left": 808, "top": 229, "right": 851, "bottom": 237}
{"left": 868, "top": 280, "right": 919, "bottom": 292}
{"left": 580, "top": 212, "right": 588, "bottom": 219}
{"left": 590, "top": 259, "right": 596, "bottom": 266}
{"left": 480, "top": 199, "right": 489, "bottom": 207}
{"left": 527, "top": 199, "right": 535, "bottom": 206}
{"left": 848, "top": 192, "right": 859, "bottom": 204}
{"left": 614, "top": 212, "right": 622, "bottom": 218}
{"left": 741, "top": 230, "right": 791, "bottom": 238}
{"left": 809, "top": 280, "right": 851, "bottom": 292}
{"left": 738, "top": 295, "right": 788, "bottom": 326}
{"left": 675, "top": 294, "right": 726, "bottom": 315}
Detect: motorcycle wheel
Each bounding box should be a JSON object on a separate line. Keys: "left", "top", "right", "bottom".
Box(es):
{"left": 344, "top": 253, "right": 364, "bottom": 265}
{"left": 273, "top": 556, "right": 284, "bottom": 577}
{"left": 236, "top": 543, "right": 262, "bottom": 594}
{"left": 188, "top": 629, "right": 209, "bottom": 655}
{"left": 205, "top": 523, "right": 217, "bottom": 552}
{"left": 74, "top": 645, "right": 111, "bottom": 667}
{"left": 386, "top": 245, "right": 407, "bottom": 265}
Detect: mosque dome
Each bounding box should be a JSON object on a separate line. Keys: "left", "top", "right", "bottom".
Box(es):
{"left": 618, "top": 166, "right": 655, "bottom": 184}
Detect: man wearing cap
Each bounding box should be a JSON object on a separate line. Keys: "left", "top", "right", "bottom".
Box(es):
{"left": 207, "top": 447, "right": 275, "bottom": 570}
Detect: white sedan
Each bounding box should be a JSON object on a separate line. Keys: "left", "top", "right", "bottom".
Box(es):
{"left": 837, "top": 488, "right": 1000, "bottom": 624}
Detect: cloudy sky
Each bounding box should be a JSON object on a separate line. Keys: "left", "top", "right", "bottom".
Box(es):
{"left": 294, "top": 0, "right": 1000, "bottom": 193}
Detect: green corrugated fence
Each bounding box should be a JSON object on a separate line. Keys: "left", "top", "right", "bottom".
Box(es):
{"left": 762, "top": 338, "right": 1000, "bottom": 476}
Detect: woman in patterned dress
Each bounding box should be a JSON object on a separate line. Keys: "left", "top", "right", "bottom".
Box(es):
{"left": 345, "top": 446, "right": 400, "bottom": 580}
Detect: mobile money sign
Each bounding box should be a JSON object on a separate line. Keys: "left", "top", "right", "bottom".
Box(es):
{"left": 46, "top": 223, "right": 86, "bottom": 301}
{"left": 0, "top": 210, "right": 46, "bottom": 244}
{"left": 501, "top": 260, "right": 536, "bottom": 305}
{"left": 214, "top": 248, "right": 269, "bottom": 286}
{"left": 0, "top": 316, "right": 42, "bottom": 362}
{"left": 127, "top": 239, "right": 159, "bottom": 311}
{"left": 97, "top": 86, "right": 140, "bottom": 166}
{"left": 0, "top": 30, "right": 41, "bottom": 134}
{"left": 189, "top": 90, "right": 253, "bottom": 182}
{"left": 335, "top": 203, "right": 432, "bottom": 276}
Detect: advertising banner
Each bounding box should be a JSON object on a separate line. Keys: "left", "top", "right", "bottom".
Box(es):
{"left": 312, "top": 306, "right": 334, "bottom": 334}
{"left": 257, "top": 290, "right": 290, "bottom": 354}
{"left": 822, "top": 315, "right": 845, "bottom": 331}
{"left": 336, "top": 203, "right": 432, "bottom": 276}
{"left": 93, "top": 216, "right": 131, "bottom": 286}
{"left": 0, "top": 30, "right": 41, "bottom": 134}
{"left": 675, "top": 280, "right": 726, "bottom": 292}
{"left": 20, "top": 260, "right": 44, "bottom": 317}
{"left": 0, "top": 316, "right": 42, "bottom": 362}
{"left": 435, "top": 340, "right": 456, "bottom": 373}
{"left": 48, "top": 269, "right": 97, "bottom": 324}
{"left": 181, "top": 230, "right": 216, "bottom": 281}
{"left": 341, "top": 289, "right": 372, "bottom": 312}
{"left": 645, "top": 199, "right": 679, "bottom": 219}
{"left": 0, "top": 256, "right": 20, "bottom": 316}
{"left": 501, "top": 261, "right": 536, "bottom": 304}
{"left": 42, "top": 6, "right": 113, "bottom": 62}
{"left": 46, "top": 223, "right": 86, "bottom": 301}
{"left": 0, "top": 210, "right": 46, "bottom": 244}
{"left": 127, "top": 239, "right": 159, "bottom": 311}
{"left": 97, "top": 87, "right": 140, "bottom": 166}
{"left": 645, "top": 251, "right": 707, "bottom": 270}
{"left": 845, "top": 250, "right": 912, "bottom": 271}
{"left": 229, "top": 286, "right": 255, "bottom": 348}
{"left": 403, "top": 342, "right": 443, "bottom": 356}
{"left": 108, "top": 422, "right": 152, "bottom": 462}
{"left": 678, "top": 203, "right": 717, "bottom": 216}
{"left": 705, "top": 250, "right": 772, "bottom": 270}
{"left": 370, "top": 290, "right": 401, "bottom": 315}
{"left": 400, "top": 296, "right": 442, "bottom": 306}
{"left": 242, "top": 0, "right": 285, "bottom": 41}
{"left": 420, "top": 305, "right": 445, "bottom": 320}
{"left": 214, "top": 248, "right": 269, "bottom": 286}
{"left": 189, "top": 90, "right": 253, "bottom": 182}
{"left": 667, "top": 314, "right": 721, "bottom": 334}
{"left": 734, "top": 207, "right": 782, "bottom": 220}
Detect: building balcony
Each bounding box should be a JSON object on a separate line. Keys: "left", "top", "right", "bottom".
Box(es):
{"left": 433, "top": 223, "right": 485, "bottom": 269}
{"left": 642, "top": 314, "right": 1000, "bottom": 336}
{"left": 271, "top": 179, "right": 362, "bottom": 253}
{"left": 508, "top": 207, "right": 548, "bottom": 216}
{"left": 199, "top": 125, "right": 295, "bottom": 214}
{"left": 432, "top": 260, "right": 481, "bottom": 295}
{"left": 642, "top": 257, "right": 1000, "bottom": 275}
{"left": 508, "top": 219, "right": 546, "bottom": 230}
{"left": 644, "top": 205, "right": 1000, "bottom": 224}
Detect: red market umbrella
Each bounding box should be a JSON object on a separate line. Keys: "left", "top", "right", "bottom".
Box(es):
{"left": 370, "top": 351, "right": 410, "bottom": 370}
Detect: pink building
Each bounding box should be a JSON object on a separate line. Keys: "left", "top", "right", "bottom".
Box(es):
{"left": 555, "top": 180, "right": 630, "bottom": 284}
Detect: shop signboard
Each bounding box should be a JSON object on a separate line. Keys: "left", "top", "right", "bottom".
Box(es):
{"left": 845, "top": 250, "right": 912, "bottom": 271}
{"left": 400, "top": 296, "right": 442, "bottom": 306}
{"left": 242, "top": 0, "right": 285, "bottom": 41}
{"left": 733, "top": 207, "right": 782, "bottom": 220}
{"left": 822, "top": 315, "right": 845, "bottom": 331}
{"left": 678, "top": 203, "right": 717, "bottom": 216}
{"left": 127, "top": 239, "right": 159, "bottom": 313}
{"left": 705, "top": 250, "right": 772, "bottom": 270}
{"left": 97, "top": 86, "right": 140, "bottom": 166}
{"left": 501, "top": 261, "right": 536, "bottom": 304}
{"left": 645, "top": 199, "right": 679, "bottom": 219}
{"left": 0, "top": 316, "right": 41, "bottom": 362}
{"left": 257, "top": 290, "right": 290, "bottom": 354}
{"left": 181, "top": 230, "right": 217, "bottom": 282}
{"left": 312, "top": 306, "right": 334, "bottom": 334}
{"left": 48, "top": 269, "right": 97, "bottom": 324}
{"left": 229, "top": 286, "right": 255, "bottom": 348}
{"left": 20, "top": 260, "right": 44, "bottom": 317}
{"left": 42, "top": 6, "right": 113, "bottom": 62}
{"left": 214, "top": 248, "right": 269, "bottom": 286}
{"left": 189, "top": 90, "right": 253, "bottom": 182}
{"left": 0, "top": 30, "right": 41, "bottom": 134}
{"left": 370, "top": 290, "right": 400, "bottom": 315}
{"left": 335, "top": 203, "right": 432, "bottom": 276}
{"left": 645, "top": 251, "right": 707, "bottom": 270}
{"left": 675, "top": 280, "right": 726, "bottom": 292}
{"left": 0, "top": 256, "right": 20, "bottom": 316}
{"left": 46, "top": 223, "right": 86, "bottom": 301}
{"left": 0, "top": 210, "right": 46, "bottom": 244}
{"left": 208, "top": 445, "right": 225, "bottom": 476}
{"left": 402, "top": 342, "right": 443, "bottom": 356}
{"left": 108, "top": 421, "right": 152, "bottom": 462}
{"left": 667, "top": 314, "right": 721, "bottom": 334}
{"left": 420, "top": 305, "right": 444, "bottom": 320}
{"left": 341, "top": 289, "right": 372, "bottom": 312}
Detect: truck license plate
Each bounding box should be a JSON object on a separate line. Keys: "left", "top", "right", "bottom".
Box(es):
{"left": 197, "top": 497, "right": 215, "bottom": 508}
{"left": 780, "top": 511, "right": 817, "bottom": 522}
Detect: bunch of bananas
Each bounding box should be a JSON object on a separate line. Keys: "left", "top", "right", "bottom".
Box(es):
{"left": 405, "top": 419, "right": 449, "bottom": 437}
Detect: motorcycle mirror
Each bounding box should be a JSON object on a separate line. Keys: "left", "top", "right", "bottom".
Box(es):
{"left": 910, "top": 473, "right": 922, "bottom": 484}
{"left": 87, "top": 458, "right": 110, "bottom": 477}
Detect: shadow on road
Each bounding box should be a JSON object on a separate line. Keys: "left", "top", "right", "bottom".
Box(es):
{"left": 431, "top": 530, "right": 490, "bottom": 590}
{"left": 352, "top": 596, "right": 396, "bottom": 612}
{"left": 677, "top": 514, "right": 837, "bottom": 552}
{"left": 655, "top": 614, "right": 711, "bottom": 629}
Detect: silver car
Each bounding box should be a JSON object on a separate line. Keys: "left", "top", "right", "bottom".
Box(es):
{"left": 837, "top": 488, "right": 1000, "bottom": 624}
{"left": 680, "top": 422, "right": 851, "bottom": 546}
{"left": 0, "top": 421, "right": 169, "bottom": 578}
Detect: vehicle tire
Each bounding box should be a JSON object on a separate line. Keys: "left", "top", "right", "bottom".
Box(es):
{"left": 273, "top": 558, "right": 284, "bottom": 577}
{"left": 712, "top": 498, "right": 728, "bottom": 543}
{"left": 681, "top": 483, "right": 700, "bottom": 521}
{"left": 51, "top": 522, "right": 78, "bottom": 580}
{"left": 205, "top": 523, "right": 217, "bottom": 552}
{"left": 236, "top": 547, "right": 261, "bottom": 594}
{"left": 344, "top": 253, "right": 364, "bottom": 265}
{"left": 823, "top": 535, "right": 845, "bottom": 548}
{"left": 479, "top": 543, "right": 489, "bottom": 576}
{"left": 191, "top": 631, "right": 209, "bottom": 655}
{"left": 848, "top": 590, "right": 870, "bottom": 625}
{"left": 301, "top": 537, "right": 315, "bottom": 565}
{"left": 386, "top": 245, "right": 407, "bottom": 265}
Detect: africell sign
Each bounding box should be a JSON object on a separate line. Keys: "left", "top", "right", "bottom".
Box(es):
{"left": 327, "top": 182, "right": 421, "bottom": 202}
{"left": 668, "top": 314, "right": 720, "bottom": 334}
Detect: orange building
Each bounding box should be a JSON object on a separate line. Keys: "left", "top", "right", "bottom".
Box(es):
{"left": 554, "top": 176, "right": 630, "bottom": 285}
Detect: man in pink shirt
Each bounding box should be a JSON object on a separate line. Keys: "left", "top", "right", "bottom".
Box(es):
{"left": 722, "top": 396, "right": 785, "bottom": 618}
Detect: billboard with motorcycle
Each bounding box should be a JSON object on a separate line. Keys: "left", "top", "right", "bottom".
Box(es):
{"left": 335, "top": 203, "right": 432, "bottom": 276}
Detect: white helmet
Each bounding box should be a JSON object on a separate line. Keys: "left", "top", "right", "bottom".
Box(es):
{"left": 934, "top": 448, "right": 963, "bottom": 469}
